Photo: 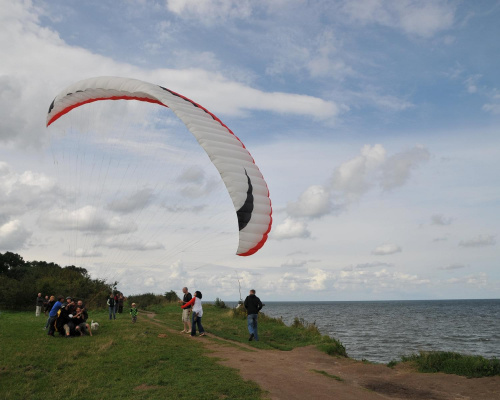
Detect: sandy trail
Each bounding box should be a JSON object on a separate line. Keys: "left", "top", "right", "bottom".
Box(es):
{"left": 141, "top": 311, "right": 500, "bottom": 400}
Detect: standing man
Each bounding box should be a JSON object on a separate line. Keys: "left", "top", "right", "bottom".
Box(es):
{"left": 244, "top": 289, "right": 262, "bottom": 341}
{"left": 35, "top": 293, "right": 44, "bottom": 317}
{"left": 107, "top": 294, "right": 116, "bottom": 320}
{"left": 178, "top": 287, "right": 192, "bottom": 333}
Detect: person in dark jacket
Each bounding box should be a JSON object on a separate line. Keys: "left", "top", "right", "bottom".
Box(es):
{"left": 57, "top": 297, "right": 76, "bottom": 337}
{"left": 107, "top": 294, "right": 116, "bottom": 320}
{"left": 244, "top": 289, "right": 263, "bottom": 341}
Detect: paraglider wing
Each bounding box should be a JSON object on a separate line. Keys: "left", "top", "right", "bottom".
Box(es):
{"left": 46, "top": 76, "right": 272, "bottom": 256}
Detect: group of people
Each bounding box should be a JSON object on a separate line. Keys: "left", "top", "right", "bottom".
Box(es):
{"left": 36, "top": 293, "right": 56, "bottom": 317}
{"left": 178, "top": 287, "right": 263, "bottom": 341}
{"left": 42, "top": 295, "right": 93, "bottom": 337}
{"left": 178, "top": 287, "right": 206, "bottom": 337}
{"left": 37, "top": 287, "right": 263, "bottom": 340}
{"left": 106, "top": 293, "right": 138, "bottom": 323}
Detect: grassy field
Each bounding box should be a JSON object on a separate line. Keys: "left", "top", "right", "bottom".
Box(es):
{"left": 0, "top": 303, "right": 346, "bottom": 400}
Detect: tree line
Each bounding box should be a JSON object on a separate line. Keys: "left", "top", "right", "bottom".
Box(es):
{"left": 0, "top": 251, "right": 115, "bottom": 311}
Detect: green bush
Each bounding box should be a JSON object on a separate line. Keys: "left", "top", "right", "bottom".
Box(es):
{"left": 164, "top": 290, "right": 180, "bottom": 302}
{"left": 127, "top": 293, "right": 169, "bottom": 309}
{"left": 214, "top": 297, "right": 227, "bottom": 308}
{"left": 401, "top": 351, "right": 500, "bottom": 378}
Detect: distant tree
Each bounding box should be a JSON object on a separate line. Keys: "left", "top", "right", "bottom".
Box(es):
{"left": 0, "top": 252, "right": 115, "bottom": 310}
{"left": 214, "top": 297, "right": 227, "bottom": 308}
{"left": 165, "top": 290, "right": 180, "bottom": 302}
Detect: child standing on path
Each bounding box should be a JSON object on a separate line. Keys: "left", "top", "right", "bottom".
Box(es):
{"left": 130, "top": 303, "right": 138, "bottom": 323}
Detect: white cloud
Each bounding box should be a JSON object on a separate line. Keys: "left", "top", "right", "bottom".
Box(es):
{"left": 281, "top": 258, "right": 307, "bottom": 268}
{"left": 272, "top": 218, "right": 310, "bottom": 240}
{"left": 380, "top": 145, "right": 430, "bottom": 190}
{"left": 106, "top": 188, "right": 155, "bottom": 214}
{"left": 446, "top": 273, "right": 488, "bottom": 287}
{"left": 340, "top": 0, "right": 455, "bottom": 38}
{"left": 372, "top": 243, "right": 402, "bottom": 255}
{"left": 482, "top": 103, "right": 500, "bottom": 115}
{"left": 64, "top": 248, "right": 103, "bottom": 258}
{"left": 0, "top": 219, "right": 32, "bottom": 250}
{"left": 459, "top": 235, "right": 496, "bottom": 248}
{"left": 166, "top": 0, "right": 253, "bottom": 24}
{"left": 439, "top": 264, "right": 466, "bottom": 271}
{"left": 286, "top": 185, "right": 332, "bottom": 219}
{"left": 177, "top": 166, "right": 206, "bottom": 184}
{"left": 0, "top": 161, "right": 60, "bottom": 217}
{"left": 464, "top": 75, "right": 481, "bottom": 94}
{"left": 331, "top": 144, "right": 386, "bottom": 201}
{"left": 0, "top": 1, "right": 340, "bottom": 148}
{"left": 39, "top": 206, "right": 138, "bottom": 234}
{"left": 307, "top": 268, "right": 330, "bottom": 290}
{"left": 100, "top": 237, "right": 165, "bottom": 251}
{"left": 431, "top": 214, "right": 452, "bottom": 226}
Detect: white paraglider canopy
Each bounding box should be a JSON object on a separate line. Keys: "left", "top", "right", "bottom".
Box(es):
{"left": 47, "top": 76, "right": 272, "bottom": 258}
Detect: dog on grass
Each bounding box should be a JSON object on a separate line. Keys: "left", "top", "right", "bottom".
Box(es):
{"left": 91, "top": 320, "right": 99, "bottom": 331}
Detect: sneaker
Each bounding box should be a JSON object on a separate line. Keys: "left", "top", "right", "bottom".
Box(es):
{"left": 249, "top": 333, "right": 254, "bottom": 341}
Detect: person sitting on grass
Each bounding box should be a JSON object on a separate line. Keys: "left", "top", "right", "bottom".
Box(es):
{"left": 130, "top": 303, "right": 138, "bottom": 323}
{"left": 181, "top": 291, "right": 206, "bottom": 337}
{"left": 57, "top": 297, "right": 76, "bottom": 338}
{"left": 73, "top": 307, "right": 92, "bottom": 336}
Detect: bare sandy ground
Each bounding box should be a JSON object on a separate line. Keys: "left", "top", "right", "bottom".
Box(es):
{"left": 143, "top": 312, "right": 500, "bottom": 400}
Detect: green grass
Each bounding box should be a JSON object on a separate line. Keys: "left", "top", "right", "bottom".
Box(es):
{"left": 152, "top": 303, "right": 347, "bottom": 356}
{"left": 399, "top": 351, "right": 500, "bottom": 378}
{"left": 0, "top": 310, "right": 263, "bottom": 400}
{"left": 310, "top": 369, "right": 344, "bottom": 381}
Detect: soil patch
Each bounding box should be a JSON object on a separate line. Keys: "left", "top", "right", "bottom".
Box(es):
{"left": 142, "top": 313, "right": 500, "bottom": 400}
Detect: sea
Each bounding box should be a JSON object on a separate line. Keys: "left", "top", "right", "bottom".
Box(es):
{"left": 225, "top": 299, "right": 500, "bottom": 364}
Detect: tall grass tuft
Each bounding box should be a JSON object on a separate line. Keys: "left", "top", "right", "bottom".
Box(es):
{"left": 401, "top": 351, "right": 500, "bottom": 378}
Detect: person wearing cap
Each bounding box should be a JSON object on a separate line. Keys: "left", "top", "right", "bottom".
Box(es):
{"left": 130, "top": 303, "right": 138, "bottom": 323}
{"left": 47, "top": 295, "right": 65, "bottom": 336}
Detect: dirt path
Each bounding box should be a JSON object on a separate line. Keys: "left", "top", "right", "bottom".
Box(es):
{"left": 141, "top": 312, "right": 500, "bottom": 400}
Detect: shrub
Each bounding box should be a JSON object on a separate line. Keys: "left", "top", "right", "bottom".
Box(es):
{"left": 214, "top": 297, "right": 227, "bottom": 308}
{"left": 401, "top": 351, "right": 500, "bottom": 378}
{"left": 164, "top": 290, "right": 180, "bottom": 302}
{"left": 127, "top": 293, "right": 168, "bottom": 309}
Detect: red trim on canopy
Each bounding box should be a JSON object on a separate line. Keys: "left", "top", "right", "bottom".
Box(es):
{"left": 46, "top": 96, "right": 165, "bottom": 127}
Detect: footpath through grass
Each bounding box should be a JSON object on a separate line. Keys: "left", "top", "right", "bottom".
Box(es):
{"left": 151, "top": 303, "right": 347, "bottom": 355}
{"left": 0, "top": 303, "right": 346, "bottom": 400}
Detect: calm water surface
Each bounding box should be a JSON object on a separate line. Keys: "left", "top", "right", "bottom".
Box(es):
{"left": 228, "top": 299, "right": 500, "bottom": 364}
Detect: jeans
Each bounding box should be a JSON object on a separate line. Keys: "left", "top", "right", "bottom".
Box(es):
{"left": 109, "top": 306, "right": 116, "bottom": 320}
{"left": 191, "top": 312, "right": 204, "bottom": 336}
{"left": 247, "top": 314, "right": 259, "bottom": 341}
{"left": 47, "top": 315, "right": 57, "bottom": 335}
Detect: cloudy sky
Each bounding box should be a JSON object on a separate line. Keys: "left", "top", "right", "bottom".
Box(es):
{"left": 1, "top": 0, "right": 499, "bottom": 301}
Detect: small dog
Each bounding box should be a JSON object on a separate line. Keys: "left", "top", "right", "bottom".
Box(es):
{"left": 91, "top": 320, "right": 99, "bottom": 331}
